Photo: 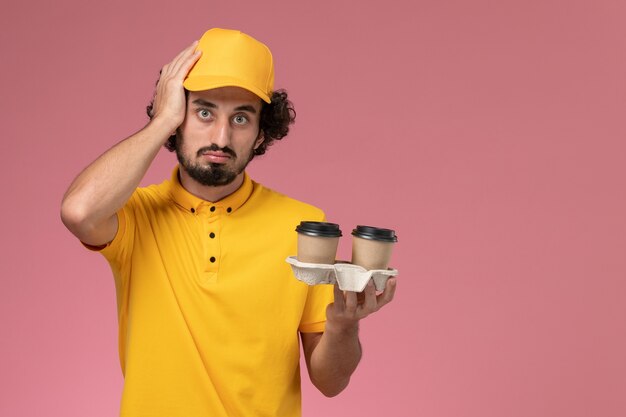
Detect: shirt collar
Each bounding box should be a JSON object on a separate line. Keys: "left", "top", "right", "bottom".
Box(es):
{"left": 168, "top": 165, "right": 253, "bottom": 215}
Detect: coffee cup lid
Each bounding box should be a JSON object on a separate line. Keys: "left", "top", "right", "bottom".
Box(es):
{"left": 296, "top": 221, "right": 342, "bottom": 237}
{"left": 351, "top": 225, "right": 398, "bottom": 242}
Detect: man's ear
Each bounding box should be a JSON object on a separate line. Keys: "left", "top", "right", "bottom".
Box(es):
{"left": 254, "top": 132, "right": 265, "bottom": 150}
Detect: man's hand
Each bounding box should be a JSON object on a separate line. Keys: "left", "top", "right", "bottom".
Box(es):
{"left": 325, "top": 278, "right": 397, "bottom": 333}
{"left": 150, "top": 40, "right": 202, "bottom": 134}
{"left": 301, "top": 278, "right": 397, "bottom": 397}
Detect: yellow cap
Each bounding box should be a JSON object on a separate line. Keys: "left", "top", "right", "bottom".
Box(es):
{"left": 183, "top": 28, "right": 274, "bottom": 103}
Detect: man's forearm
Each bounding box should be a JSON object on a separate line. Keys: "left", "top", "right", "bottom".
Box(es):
{"left": 305, "top": 280, "right": 397, "bottom": 397}
{"left": 61, "top": 118, "right": 173, "bottom": 231}
{"left": 308, "top": 321, "right": 362, "bottom": 397}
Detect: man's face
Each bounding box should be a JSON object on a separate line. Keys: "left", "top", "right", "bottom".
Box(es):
{"left": 176, "top": 86, "right": 264, "bottom": 186}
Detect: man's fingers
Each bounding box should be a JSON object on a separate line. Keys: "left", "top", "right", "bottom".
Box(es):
{"left": 344, "top": 291, "right": 358, "bottom": 313}
{"left": 170, "top": 42, "right": 202, "bottom": 79}
{"left": 171, "top": 41, "right": 198, "bottom": 69}
{"left": 333, "top": 284, "right": 345, "bottom": 309}
{"left": 376, "top": 278, "right": 397, "bottom": 308}
{"left": 361, "top": 280, "right": 378, "bottom": 313}
{"left": 163, "top": 40, "right": 199, "bottom": 78}
{"left": 175, "top": 48, "right": 202, "bottom": 80}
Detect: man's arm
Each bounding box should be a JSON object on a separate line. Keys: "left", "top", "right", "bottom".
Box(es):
{"left": 60, "top": 41, "right": 201, "bottom": 246}
{"left": 301, "top": 278, "right": 397, "bottom": 397}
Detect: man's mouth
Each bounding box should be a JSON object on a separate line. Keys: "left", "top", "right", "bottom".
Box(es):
{"left": 197, "top": 145, "right": 236, "bottom": 164}
{"left": 201, "top": 151, "right": 231, "bottom": 164}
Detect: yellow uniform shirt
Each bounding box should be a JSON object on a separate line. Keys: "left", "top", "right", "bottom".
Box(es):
{"left": 91, "top": 167, "right": 333, "bottom": 417}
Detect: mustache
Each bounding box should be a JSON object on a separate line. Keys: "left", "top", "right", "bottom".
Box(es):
{"left": 197, "top": 144, "right": 237, "bottom": 158}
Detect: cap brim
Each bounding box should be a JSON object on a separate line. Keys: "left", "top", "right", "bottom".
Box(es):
{"left": 183, "top": 75, "right": 271, "bottom": 103}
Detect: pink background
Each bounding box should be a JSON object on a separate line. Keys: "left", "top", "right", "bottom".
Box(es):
{"left": 2, "top": 0, "right": 626, "bottom": 416}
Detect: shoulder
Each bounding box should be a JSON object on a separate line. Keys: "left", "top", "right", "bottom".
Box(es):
{"left": 126, "top": 178, "right": 173, "bottom": 210}
{"left": 250, "top": 181, "right": 325, "bottom": 222}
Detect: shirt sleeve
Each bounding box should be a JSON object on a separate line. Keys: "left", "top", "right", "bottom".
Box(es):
{"left": 298, "top": 283, "right": 334, "bottom": 333}
{"left": 80, "top": 191, "right": 138, "bottom": 273}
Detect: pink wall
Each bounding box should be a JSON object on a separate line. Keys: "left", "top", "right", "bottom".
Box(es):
{"left": 2, "top": 0, "right": 626, "bottom": 416}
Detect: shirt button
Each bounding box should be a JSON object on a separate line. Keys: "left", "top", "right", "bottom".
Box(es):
{"left": 210, "top": 256, "right": 216, "bottom": 263}
{"left": 209, "top": 232, "right": 215, "bottom": 238}
{"left": 227, "top": 207, "right": 232, "bottom": 213}
{"left": 210, "top": 206, "right": 216, "bottom": 212}
{"left": 190, "top": 208, "right": 195, "bottom": 213}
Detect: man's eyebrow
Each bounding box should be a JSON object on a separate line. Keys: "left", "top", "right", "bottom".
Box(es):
{"left": 191, "top": 99, "right": 258, "bottom": 114}
{"left": 234, "top": 105, "right": 257, "bottom": 114}
{"left": 191, "top": 99, "right": 217, "bottom": 108}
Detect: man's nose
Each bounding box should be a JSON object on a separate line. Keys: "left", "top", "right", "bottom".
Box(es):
{"left": 211, "top": 118, "right": 232, "bottom": 148}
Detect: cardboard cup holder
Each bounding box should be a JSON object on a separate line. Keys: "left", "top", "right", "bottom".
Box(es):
{"left": 286, "top": 256, "right": 398, "bottom": 292}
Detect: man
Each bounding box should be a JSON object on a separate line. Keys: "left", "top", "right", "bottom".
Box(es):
{"left": 61, "top": 28, "right": 396, "bottom": 417}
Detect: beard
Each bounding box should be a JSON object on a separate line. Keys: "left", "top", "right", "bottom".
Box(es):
{"left": 175, "top": 137, "right": 255, "bottom": 187}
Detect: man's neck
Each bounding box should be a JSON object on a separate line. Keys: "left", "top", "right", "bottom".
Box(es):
{"left": 179, "top": 169, "right": 245, "bottom": 203}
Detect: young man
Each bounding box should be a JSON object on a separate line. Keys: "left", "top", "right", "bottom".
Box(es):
{"left": 61, "top": 28, "right": 396, "bottom": 417}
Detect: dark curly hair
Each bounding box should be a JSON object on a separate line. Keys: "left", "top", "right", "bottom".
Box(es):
{"left": 146, "top": 88, "right": 296, "bottom": 158}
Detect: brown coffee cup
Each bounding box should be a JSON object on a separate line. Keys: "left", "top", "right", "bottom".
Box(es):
{"left": 351, "top": 225, "right": 398, "bottom": 270}
{"left": 296, "top": 221, "right": 342, "bottom": 264}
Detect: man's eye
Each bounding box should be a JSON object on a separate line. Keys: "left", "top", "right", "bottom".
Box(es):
{"left": 233, "top": 115, "right": 248, "bottom": 125}
{"left": 198, "top": 109, "right": 211, "bottom": 119}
